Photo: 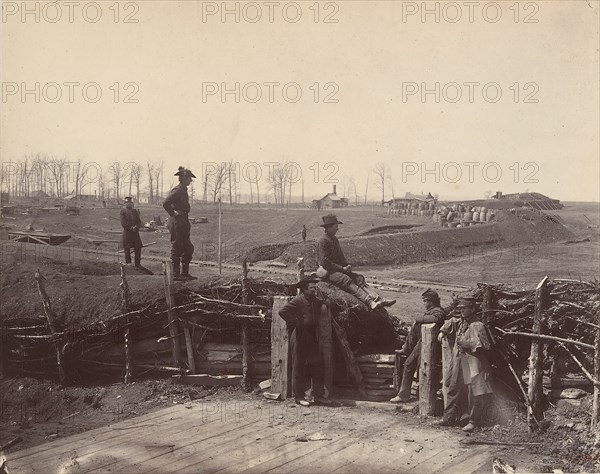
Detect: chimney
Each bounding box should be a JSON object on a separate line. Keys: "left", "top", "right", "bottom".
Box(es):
{"left": 333, "top": 185, "right": 337, "bottom": 195}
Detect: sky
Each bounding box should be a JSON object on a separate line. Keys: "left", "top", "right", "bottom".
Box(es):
{"left": 2, "top": 0, "right": 599, "bottom": 202}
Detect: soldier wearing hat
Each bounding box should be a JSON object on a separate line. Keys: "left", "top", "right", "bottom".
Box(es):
{"left": 316, "top": 214, "right": 395, "bottom": 310}
{"left": 278, "top": 276, "right": 326, "bottom": 406}
{"left": 163, "top": 167, "right": 197, "bottom": 281}
{"left": 390, "top": 288, "right": 446, "bottom": 403}
{"left": 120, "top": 197, "right": 143, "bottom": 266}
{"left": 435, "top": 296, "right": 494, "bottom": 432}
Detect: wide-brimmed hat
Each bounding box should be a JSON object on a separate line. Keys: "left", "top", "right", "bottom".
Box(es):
{"left": 320, "top": 214, "right": 343, "bottom": 227}
{"left": 457, "top": 296, "right": 477, "bottom": 308}
{"left": 292, "top": 275, "right": 320, "bottom": 289}
{"left": 421, "top": 288, "right": 440, "bottom": 301}
{"left": 124, "top": 196, "right": 133, "bottom": 202}
{"left": 174, "top": 166, "right": 196, "bottom": 179}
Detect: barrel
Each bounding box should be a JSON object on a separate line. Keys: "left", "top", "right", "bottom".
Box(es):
{"left": 473, "top": 212, "right": 480, "bottom": 221}
{"left": 464, "top": 212, "right": 473, "bottom": 222}
{"left": 479, "top": 212, "right": 487, "bottom": 221}
{"left": 480, "top": 206, "right": 487, "bottom": 213}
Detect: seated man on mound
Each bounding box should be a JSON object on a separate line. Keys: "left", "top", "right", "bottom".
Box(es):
{"left": 316, "top": 214, "right": 396, "bottom": 310}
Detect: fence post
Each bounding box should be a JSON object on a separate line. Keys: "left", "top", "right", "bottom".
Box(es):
{"left": 527, "top": 276, "right": 548, "bottom": 429}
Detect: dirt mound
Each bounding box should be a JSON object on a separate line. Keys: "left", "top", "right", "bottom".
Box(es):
{"left": 361, "top": 224, "right": 422, "bottom": 235}
{"left": 275, "top": 210, "right": 573, "bottom": 270}
{"left": 0, "top": 258, "right": 223, "bottom": 328}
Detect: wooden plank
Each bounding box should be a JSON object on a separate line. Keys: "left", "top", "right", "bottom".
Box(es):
{"left": 55, "top": 406, "right": 265, "bottom": 474}
{"left": 137, "top": 411, "right": 284, "bottom": 473}
{"left": 419, "top": 323, "right": 440, "bottom": 416}
{"left": 356, "top": 354, "right": 396, "bottom": 364}
{"left": 432, "top": 445, "right": 494, "bottom": 474}
{"left": 260, "top": 418, "right": 399, "bottom": 474}
{"left": 271, "top": 296, "right": 292, "bottom": 399}
{"left": 528, "top": 276, "right": 548, "bottom": 427}
{"left": 592, "top": 310, "right": 600, "bottom": 431}
{"left": 332, "top": 318, "right": 367, "bottom": 398}
{"left": 172, "top": 374, "right": 242, "bottom": 386}
{"left": 10, "top": 404, "right": 200, "bottom": 467}
{"left": 318, "top": 304, "right": 334, "bottom": 397}
{"left": 163, "top": 261, "right": 182, "bottom": 367}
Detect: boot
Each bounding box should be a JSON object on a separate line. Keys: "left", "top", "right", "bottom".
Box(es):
{"left": 181, "top": 262, "right": 197, "bottom": 280}
{"left": 173, "top": 261, "right": 184, "bottom": 281}
{"left": 347, "top": 283, "right": 378, "bottom": 309}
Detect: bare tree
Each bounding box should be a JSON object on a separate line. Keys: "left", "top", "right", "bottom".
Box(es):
{"left": 346, "top": 176, "right": 358, "bottom": 206}
{"left": 47, "top": 157, "right": 67, "bottom": 198}
{"left": 373, "top": 162, "right": 387, "bottom": 205}
{"left": 206, "top": 162, "right": 227, "bottom": 203}
{"left": 363, "top": 171, "right": 370, "bottom": 205}
{"left": 154, "top": 161, "right": 163, "bottom": 202}
{"left": 109, "top": 161, "right": 123, "bottom": 200}
{"left": 146, "top": 162, "right": 154, "bottom": 204}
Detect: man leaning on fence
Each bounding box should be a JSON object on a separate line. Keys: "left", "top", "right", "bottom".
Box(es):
{"left": 316, "top": 214, "right": 395, "bottom": 310}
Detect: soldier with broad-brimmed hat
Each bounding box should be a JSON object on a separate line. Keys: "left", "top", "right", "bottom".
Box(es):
{"left": 120, "top": 196, "right": 143, "bottom": 267}
{"left": 279, "top": 275, "right": 326, "bottom": 406}
{"left": 163, "top": 166, "right": 197, "bottom": 281}
{"left": 435, "top": 295, "right": 494, "bottom": 432}
{"left": 316, "top": 213, "right": 395, "bottom": 310}
{"left": 390, "top": 288, "right": 446, "bottom": 403}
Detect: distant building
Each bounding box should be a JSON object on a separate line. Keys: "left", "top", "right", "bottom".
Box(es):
{"left": 385, "top": 192, "right": 437, "bottom": 207}
{"left": 312, "top": 185, "right": 349, "bottom": 209}
{"left": 495, "top": 191, "right": 562, "bottom": 210}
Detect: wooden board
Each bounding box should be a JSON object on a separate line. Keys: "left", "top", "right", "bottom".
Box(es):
{"left": 271, "top": 296, "right": 292, "bottom": 398}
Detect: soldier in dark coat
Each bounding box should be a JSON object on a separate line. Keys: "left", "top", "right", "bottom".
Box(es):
{"left": 120, "top": 197, "right": 142, "bottom": 266}
{"left": 390, "top": 289, "right": 446, "bottom": 403}
{"left": 435, "top": 296, "right": 494, "bottom": 432}
{"left": 316, "top": 214, "right": 395, "bottom": 310}
{"left": 278, "top": 276, "right": 325, "bottom": 406}
{"left": 163, "top": 167, "right": 196, "bottom": 281}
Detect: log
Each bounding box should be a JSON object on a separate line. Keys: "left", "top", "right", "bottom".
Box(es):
{"left": 357, "top": 354, "right": 396, "bottom": 364}
{"left": 241, "top": 259, "right": 251, "bottom": 391}
{"left": 35, "top": 270, "right": 67, "bottom": 385}
{"left": 172, "top": 374, "right": 243, "bottom": 386}
{"left": 393, "top": 350, "right": 404, "bottom": 392}
{"left": 182, "top": 322, "right": 196, "bottom": 374}
{"left": 271, "top": 296, "right": 292, "bottom": 399}
{"left": 319, "top": 304, "right": 334, "bottom": 397}
{"left": 419, "top": 323, "right": 440, "bottom": 416}
{"left": 593, "top": 311, "right": 600, "bottom": 435}
{"left": 528, "top": 276, "right": 548, "bottom": 428}
{"left": 332, "top": 317, "right": 367, "bottom": 398}
{"left": 120, "top": 263, "right": 133, "bottom": 384}
{"left": 163, "top": 261, "right": 182, "bottom": 367}
{"left": 496, "top": 328, "right": 594, "bottom": 350}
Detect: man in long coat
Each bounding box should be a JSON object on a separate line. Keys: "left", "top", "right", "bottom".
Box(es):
{"left": 120, "top": 197, "right": 143, "bottom": 266}
{"left": 278, "top": 276, "right": 325, "bottom": 406}
{"left": 435, "top": 296, "right": 494, "bottom": 432}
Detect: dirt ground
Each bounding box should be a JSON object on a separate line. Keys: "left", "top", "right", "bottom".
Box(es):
{"left": 1, "top": 200, "right": 599, "bottom": 471}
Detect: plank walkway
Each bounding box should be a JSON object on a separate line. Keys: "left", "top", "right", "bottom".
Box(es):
{"left": 6, "top": 398, "right": 501, "bottom": 473}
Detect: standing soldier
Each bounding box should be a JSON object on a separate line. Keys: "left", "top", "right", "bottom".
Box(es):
{"left": 120, "top": 197, "right": 143, "bottom": 267}
{"left": 163, "top": 166, "right": 196, "bottom": 281}
{"left": 301, "top": 225, "right": 307, "bottom": 243}
{"left": 278, "top": 276, "right": 326, "bottom": 406}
